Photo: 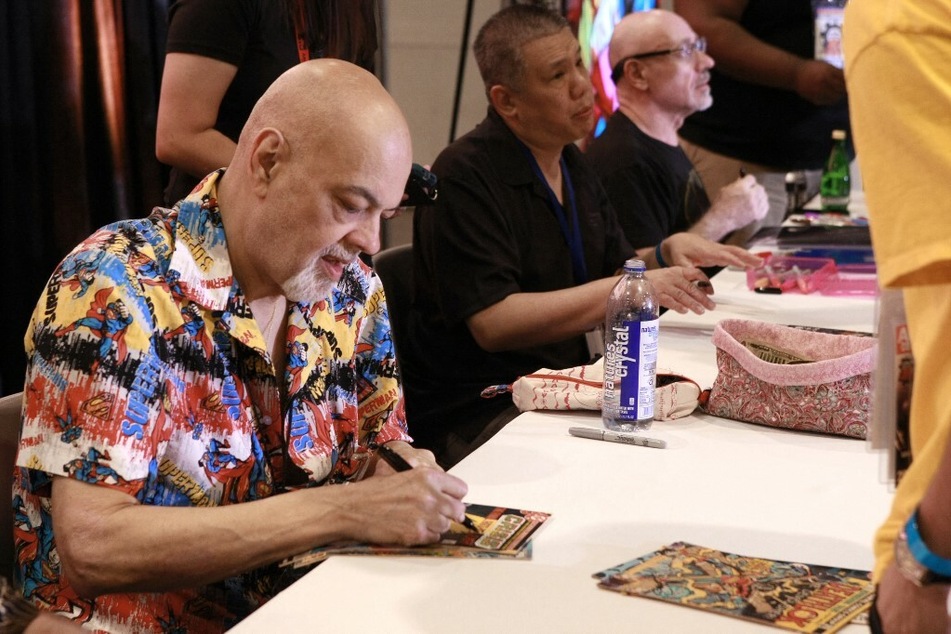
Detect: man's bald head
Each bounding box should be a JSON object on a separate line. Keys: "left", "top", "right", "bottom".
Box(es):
{"left": 220, "top": 59, "right": 413, "bottom": 302}
{"left": 235, "top": 58, "right": 411, "bottom": 170}
{"left": 609, "top": 9, "right": 693, "bottom": 70}
{"left": 606, "top": 9, "right": 713, "bottom": 141}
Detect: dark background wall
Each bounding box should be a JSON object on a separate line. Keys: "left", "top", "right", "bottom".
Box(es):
{"left": 0, "top": 0, "right": 171, "bottom": 395}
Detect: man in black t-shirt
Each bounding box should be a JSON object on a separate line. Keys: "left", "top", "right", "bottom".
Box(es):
{"left": 404, "top": 5, "right": 761, "bottom": 468}
{"left": 587, "top": 10, "right": 768, "bottom": 251}
{"left": 156, "top": 0, "right": 379, "bottom": 205}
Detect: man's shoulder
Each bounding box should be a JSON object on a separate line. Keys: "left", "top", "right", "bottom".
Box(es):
{"left": 67, "top": 212, "right": 174, "bottom": 270}
{"left": 36, "top": 212, "right": 177, "bottom": 341}
{"left": 586, "top": 115, "right": 653, "bottom": 171}
{"left": 434, "top": 125, "right": 498, "bottom": 172}
{"left": 432, "top": 113, "right": 523, "bottom": 179}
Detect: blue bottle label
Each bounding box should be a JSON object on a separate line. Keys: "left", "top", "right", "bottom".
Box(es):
{"left": 607, "top": 318, "right": 658, "bottom": 420}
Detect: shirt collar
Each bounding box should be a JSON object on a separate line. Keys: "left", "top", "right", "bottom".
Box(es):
{"left": 165, "top": 171, "right": 278, "bottom": 359}
{"left": 484, "top": 108, "right": 581, "bottom": 193}
{"left": 167, "top": 170, "right": 237, "bottom": 312}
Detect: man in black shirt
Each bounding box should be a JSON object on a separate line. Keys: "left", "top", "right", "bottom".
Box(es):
{"left": 587, "top": 10, "right": 768, "bottom": 251}
{"left": 404, "top": 5, "right": 761, "bottom": 468}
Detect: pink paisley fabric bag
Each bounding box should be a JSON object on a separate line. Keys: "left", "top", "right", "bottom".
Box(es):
{"left": 702, "top": 319, "right": 877, "bottom": 439}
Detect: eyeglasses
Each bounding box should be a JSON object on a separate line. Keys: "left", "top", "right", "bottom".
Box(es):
{"left": 610, "top": 37, "right": 708, "bottom": 84}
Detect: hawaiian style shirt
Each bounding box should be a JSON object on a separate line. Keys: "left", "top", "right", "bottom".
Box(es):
{"left": 13, "top": 171, "right": 409, "bottom": 632}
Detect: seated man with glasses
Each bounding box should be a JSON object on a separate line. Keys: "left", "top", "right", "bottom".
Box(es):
{"left": 587, "top": 9, "right": 768, "bottom": 253}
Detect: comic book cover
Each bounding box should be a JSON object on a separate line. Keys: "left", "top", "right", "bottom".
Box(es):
{"left": 870, "top": 289, "right": 914, "bottom": 487}
{"left": 280, "top": 504, "right": 550, "bottom": 569}
{"left": 593, "top": 542, "right": 873, "bottom": 634}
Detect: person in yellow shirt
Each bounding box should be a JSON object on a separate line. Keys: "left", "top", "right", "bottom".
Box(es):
{"left": 845, "top": 1, "right": 951, "bottom": 631}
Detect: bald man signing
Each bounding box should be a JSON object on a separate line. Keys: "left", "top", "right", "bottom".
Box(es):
{"left": 13, "top": 59, "right": 469, "bottom": 632}
{"left": 587, "top": 9, "right": 768, "bottom": 249}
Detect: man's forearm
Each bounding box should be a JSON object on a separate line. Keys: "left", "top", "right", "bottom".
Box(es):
{"left": 676, "top": 2, "right": 804, "bottom": 91}
{"left": 53, "top": 461, "right": 468, "bottom": 599}
{"left": 52, "top": 477, "right": 360, "bottom": 598}
{"left": 465, "top": 277, "right": 620, "bottom": 352}
{"left": 687, "top": 214, "right": 730, "bottom": 243}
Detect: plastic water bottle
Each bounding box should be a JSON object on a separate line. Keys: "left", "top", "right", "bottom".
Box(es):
{"left": 813, "top": 0, "right": 846, "bottom": 68}
{"left": 602, "top": 258, "right": 659, "bottom": 432}
{"left": 820, "top": 129, "right": 850, "bottom": 213}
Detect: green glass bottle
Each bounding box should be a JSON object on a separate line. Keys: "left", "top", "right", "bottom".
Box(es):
{"left": 820, "top": 129, "right": 850, "bottom": 213}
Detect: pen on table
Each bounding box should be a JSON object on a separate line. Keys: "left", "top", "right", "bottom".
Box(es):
{"left": 375, "top": 443, "right": 483, "bottom": 534}
{"left": 568, "top": 426, "right": 666, "bottom": 449}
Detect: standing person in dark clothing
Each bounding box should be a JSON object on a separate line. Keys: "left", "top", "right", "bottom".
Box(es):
{"left": 674, "top": 0, "right": 852, "bottom": 244}
{"left": 156, "top": 0, "right": 378, "bottom": 205}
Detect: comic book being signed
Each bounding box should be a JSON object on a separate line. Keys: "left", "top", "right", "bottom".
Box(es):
{"left": 280, "top": 504, "right": 550, "bottom": 569}
{"left": 593, "top": 542, "right": 873, "bottom": 634}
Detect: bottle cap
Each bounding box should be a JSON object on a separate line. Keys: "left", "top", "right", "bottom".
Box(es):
{"left": 832, "top": 129, "right": 847, "bottom": 140}
{"left": 624, "top": 258, "right": 647, "bottom": 273}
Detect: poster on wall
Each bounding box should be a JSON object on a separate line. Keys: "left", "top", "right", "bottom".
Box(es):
{"left": 567, "top": 0, "right": 657, "bottom": 143}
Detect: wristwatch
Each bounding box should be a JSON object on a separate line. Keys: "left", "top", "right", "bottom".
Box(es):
{"left": 894, "top": 510, "right": 951, "bottom": 586}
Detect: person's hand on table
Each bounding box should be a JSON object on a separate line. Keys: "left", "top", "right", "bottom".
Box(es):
{"left": 793, "top": 59, "right": 847, "bottom": 106}
{"left": 874, "top": 562, "right": 950, "bottom": 633}
{"left": 645, "top": 266, "right": 716, "bottom": 314}
{"left": 349, "top": 460, "right": 469, "bottom": 545}
{"left": 708, "top": 174, "right": 769, "bottom": 230}
{"left": 661, "top": 233, "right": 764, "bottom": 269}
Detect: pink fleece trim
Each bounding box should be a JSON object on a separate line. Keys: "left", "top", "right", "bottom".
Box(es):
{"left": 711, "top": 319, "right": 877, "bottom": 386}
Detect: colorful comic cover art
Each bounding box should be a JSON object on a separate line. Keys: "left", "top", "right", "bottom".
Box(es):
{"left": 593, "top": 542, "right": 873, "bottom": 633}
{"left": 280, "top": 504, "right": 550, "bottom": 569}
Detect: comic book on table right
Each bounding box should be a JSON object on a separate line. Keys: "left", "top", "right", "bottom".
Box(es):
{"left": 593, "top": 542, "right": 873, "bottom": 633}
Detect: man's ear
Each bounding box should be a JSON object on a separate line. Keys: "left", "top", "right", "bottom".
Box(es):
{"left": 627, "top": 61, "right": 651, "bottom": 92}
{"left": 249, "top": 128, "right": 285, "bottom": 196}
{"left": 489, "top": 84, "right": 518, "bottom": 120}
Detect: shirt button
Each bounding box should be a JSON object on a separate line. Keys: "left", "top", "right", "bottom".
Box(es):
{"left": 261, "top": 415, "right": 272, "bottom": 425}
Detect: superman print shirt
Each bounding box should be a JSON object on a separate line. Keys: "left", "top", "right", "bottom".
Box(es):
{"left": 13, "top": 170, "right": 410, "bottom": 632}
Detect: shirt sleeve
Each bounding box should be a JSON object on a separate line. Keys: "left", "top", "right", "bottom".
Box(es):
{"left": 166, "top": 0, "right": 256, "bottom": 65}
{"left": 18, "top": 244, "right": 166, "bottom": 500}
{"left": 420, "top": 168, "right": 525, "bottom": 325}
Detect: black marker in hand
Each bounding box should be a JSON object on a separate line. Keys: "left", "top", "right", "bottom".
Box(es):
{"left": 375, "top": 443, "right": 482, "bottom": 534}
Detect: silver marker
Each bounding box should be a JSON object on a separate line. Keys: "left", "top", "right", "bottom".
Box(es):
{"left": 568, "top": 426, "right": 667, "bottom": 449}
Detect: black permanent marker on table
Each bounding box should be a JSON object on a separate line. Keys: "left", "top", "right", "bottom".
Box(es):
{"left": 375, "top": 443, "right": 483, "bottom": 534}
{"left": 568, "top": 426, "right": 667, "bottom": 449}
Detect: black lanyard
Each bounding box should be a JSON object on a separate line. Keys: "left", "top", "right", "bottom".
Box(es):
{"left": 518, "top": 143, "right": 588, "bottom": 284}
